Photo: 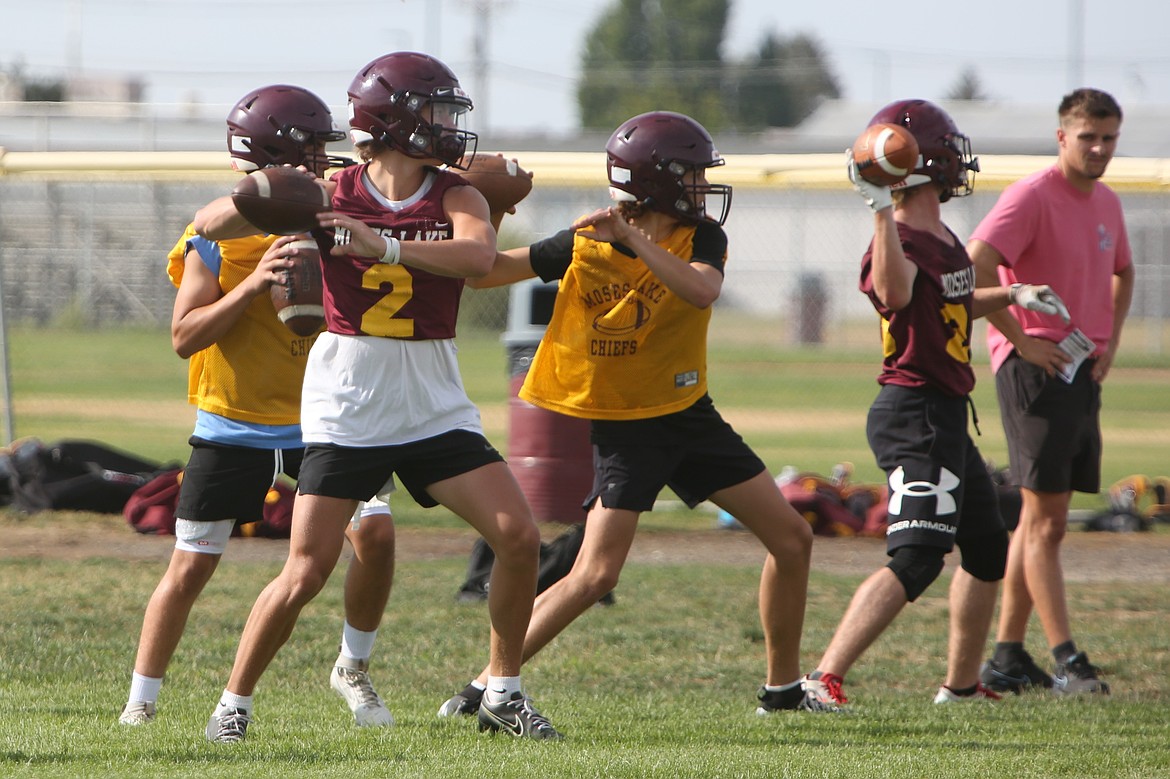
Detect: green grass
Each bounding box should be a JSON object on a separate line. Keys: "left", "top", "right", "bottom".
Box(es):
{"left": 9, "top": 323, "right": 1170, "bottom": 494}
{"left": 3, "top": 327, "right": 1170, "bottom": 777}
{"left": 1, "top": 512, "right": 1169, "bottom": 778}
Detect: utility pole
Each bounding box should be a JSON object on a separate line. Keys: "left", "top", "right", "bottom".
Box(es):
{"left": 461, "top": 0, "right": 510, "bottom": 134}
{"left": 1068, "top": 0, "right": 1084, "bottom": 89}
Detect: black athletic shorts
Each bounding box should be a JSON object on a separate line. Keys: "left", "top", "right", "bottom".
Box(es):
{"left": 996, "top": 351, "right": 1102, "bottom": 494}
{"left": 176, "top": 437, "right": 303, "bottom": 525}
{"left": 866, "top": 385, "right": 1003, "bottom": 553}
{"left": 297, "top": 429, "right": 504, "bottom": 508}
{"left": 586, "top": 395, "right": 767, "bottom": 512}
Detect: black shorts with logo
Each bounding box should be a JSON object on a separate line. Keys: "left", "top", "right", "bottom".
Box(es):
{"left": 297, "top": 429, "right": 504, "bottom": 508}
{"left": 866, "top": 384, "right": 1003, "bottom": 553}
{"left": 586, "top": 395, "right": 767, "bottom": 512}
{"left": 176, "top": 437, "right": 303, "bottom": 525}
{"left": 995, "top": 351, "right": 1102, "bottom": 494}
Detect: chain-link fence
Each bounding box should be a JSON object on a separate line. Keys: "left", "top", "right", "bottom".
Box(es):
{"left": 2, "top": 153, "right": 1168, "bottom": 486}
{"left": 3, "top": 154, "right": 1168, "bottom": 349}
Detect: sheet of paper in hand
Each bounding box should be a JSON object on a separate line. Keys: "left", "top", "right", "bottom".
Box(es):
{"left": 1057, "top": 329, "right": 1096, "bottom": 384}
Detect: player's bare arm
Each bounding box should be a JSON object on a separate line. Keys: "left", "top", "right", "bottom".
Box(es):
{"left": 193, "top": 195, "right": 264, "bottom": 242}
{"left": 170, "top": 237, "right": 296, "bottom": 358}
{"left": 466, "top": 246, "right": 537, "bottom": 290}
{"left": 573, "top": 207, "right": 721, "bottom": 308}
{"left": 1093, "top": 262, "right": 1135, "bottom": 382}
{"left": 969, "top": 237, "right": 1072, "bottom": 376}
{"left": 869, "top": 209, "right": 917, "bottom": 310}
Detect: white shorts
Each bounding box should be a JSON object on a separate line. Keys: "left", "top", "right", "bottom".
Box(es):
{"left": 302, "top": 332, "right": 483, "bottom": 446}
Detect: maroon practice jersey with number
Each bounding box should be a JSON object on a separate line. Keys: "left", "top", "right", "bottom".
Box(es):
{"left": 860, "top": 222, "right": 977, "bottom": 398}
{"left": 320, "top": 165, "right": 469, "bottom": 339}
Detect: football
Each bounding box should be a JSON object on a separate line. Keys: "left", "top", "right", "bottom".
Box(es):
{"left": 852, "top": 123, "right": 920, "bottom": 186}
{"left": 231, "top": 167, "right": 331, "bottom": 236}
{"left": 459, "top": 153, "right": 534, "bottom": 214}
{"left": 270, "top": 239, "right": 325, "bottom": 336}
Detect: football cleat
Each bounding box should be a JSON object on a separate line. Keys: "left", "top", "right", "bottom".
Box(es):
{"left": 331, "top": 657, "right": 394, "bottom": 727}
{"left": 438, "top": 684, "right": 484, "bottom": 718}
{"left": 980, "top": 650, "right": 1054, "bottom": 694}
{"left": 802, "top": 673, "right": 848, "bottom": 711}
{"left": 205, "top": 706, "right": 251, "bottom": 743}
{"left": 477, "top": 692, "right": 562, "bottom": 740}
{"left": 1053, "top": 652, "right": 1110, "bottom": 695}
{"left": 118, "top": 700, "right": 156, "bottom": 726}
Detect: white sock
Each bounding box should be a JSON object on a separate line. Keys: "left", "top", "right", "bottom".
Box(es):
{"left": 128, "top": 672, "right": 163, "bottom": 704}
{"left": 485, "top": 675, "right": 522, "bottom": 704}
{"left": 218, "top": 690, "right": 252, "bottom": 713}
{"left": 340, "top": 622, "right": 378, "bottom": 662}
{"left": 764, "top": 679, "right": 803, "bottom": 693}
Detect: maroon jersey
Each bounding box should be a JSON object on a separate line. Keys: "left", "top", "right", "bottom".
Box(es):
{"left": 322, "top": 165, "right": 468, "bottom": 339}
{"left": 859, "top": 222, "right": 976, "bottom": 397}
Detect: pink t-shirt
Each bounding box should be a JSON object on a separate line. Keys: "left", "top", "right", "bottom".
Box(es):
{"left": 970, "top": 165, "right": 1131, "bottom": 372}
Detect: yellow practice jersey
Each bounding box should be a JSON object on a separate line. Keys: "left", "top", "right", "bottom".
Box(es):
{"left": 167, "top": 225, "right": 318, "bottom": 425}
{"left": 520, "top": 223, "right": 720, "bottom": 420}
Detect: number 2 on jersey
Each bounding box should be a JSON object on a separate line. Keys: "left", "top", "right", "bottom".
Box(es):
{"left": 360, "top": 263, "right": 414, "bottom": 337}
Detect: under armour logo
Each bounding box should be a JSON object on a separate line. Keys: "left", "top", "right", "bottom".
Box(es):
{"left": 887, "top": 466, "right": 959, "bottom": 516}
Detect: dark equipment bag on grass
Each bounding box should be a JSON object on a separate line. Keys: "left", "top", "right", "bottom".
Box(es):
{"left": 2, "top": 437, "right": 172, "bottom": 515}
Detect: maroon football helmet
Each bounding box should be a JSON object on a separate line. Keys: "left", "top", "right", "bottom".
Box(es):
{"left": 868, "top": 99, "right": 979, "bottom": 202}
{"left": 605, "top": 111, "right": 732, "bottom": 226}
{"left": 347, "top": 52, "right": 477, "bottom": 169}
{"left": 226, "top": 85, "right": 348, "bottom": 176}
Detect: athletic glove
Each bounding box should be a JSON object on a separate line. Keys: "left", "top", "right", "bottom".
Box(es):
{"left": 845, "top": 149, "right": 892, "bottom": 213}
{"left": 1010, "top": 283, "right": 1071, "bottom": 324}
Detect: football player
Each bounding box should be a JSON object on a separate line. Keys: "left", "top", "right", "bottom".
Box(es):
{"left": 120, "top": 85, "right": 397, "bottom": 735}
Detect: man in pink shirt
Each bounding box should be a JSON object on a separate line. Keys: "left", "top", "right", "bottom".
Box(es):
{"left": 968, "top": 88, "right": 1135, "bottom": 696}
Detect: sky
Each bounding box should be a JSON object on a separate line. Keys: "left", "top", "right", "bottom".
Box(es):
{"left": 4, "top": 0, "right": 1170, "bottom": 137}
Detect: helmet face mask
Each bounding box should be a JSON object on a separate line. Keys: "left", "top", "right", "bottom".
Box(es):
{"left": 868, "top": 99, "right": 980, "bottom": 202}
{"left": 347, "top": 52, "right": 478, "bottom": 169}
{"left": 606, "top": 111, "right": 732, "bottom": 226}
{"left": 226, "top": 85, "right": 347, "bottom": 176}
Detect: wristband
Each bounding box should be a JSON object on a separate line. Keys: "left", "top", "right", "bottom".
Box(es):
{"left": 1008, "top": 282, "right": 1023, "bottom": 304}
{"left": 379, "top": 236, "right": 401, "bottom": 265}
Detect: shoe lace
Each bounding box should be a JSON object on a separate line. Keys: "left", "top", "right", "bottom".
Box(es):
{"left": 516, "top": 698, "right": 556, "bottom": 734}
{"left": 214, "top": 709, "right": 249, "bottom": 742}
{"left": 822, "top": 675, "right": 848, "bottom": 704}
{"left": 975, "top": 684, "right": 1002, "bottom": 701}
{"left": 340, "top": 668, "right": 383, "bottom": 708}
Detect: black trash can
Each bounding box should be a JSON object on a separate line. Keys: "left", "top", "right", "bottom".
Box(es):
{"left": 794, "top": 272, "right": 827, "bottom": 345}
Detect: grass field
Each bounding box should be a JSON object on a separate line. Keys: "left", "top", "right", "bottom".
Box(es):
{"left": 2, "top": 512, "right": 1169, "bottom": 778}
{"left": 3, "top": 325, "right": 1170, "bottom": 777}
{"left": 8, "top": 321, "right": 1170, "bottom": 503}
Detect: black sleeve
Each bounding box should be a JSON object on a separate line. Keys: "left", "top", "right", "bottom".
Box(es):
{"left": 691, "top": 221, "right": 728, "bottom": 275}
{"left": 528, "top": 229, "right": 575, "bottom": 282}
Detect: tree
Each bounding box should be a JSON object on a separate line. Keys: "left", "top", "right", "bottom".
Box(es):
{"left": 945, "top": 66, "right": 989, "bottom": 101}
{"left": 577, "top": 1, "right": 840, "bottom": 131}
{"left": 730, "top": 32, "right": 841, "bottom": 129}
{"left": 577, "top": 0, "right": 731, "bottom": 131}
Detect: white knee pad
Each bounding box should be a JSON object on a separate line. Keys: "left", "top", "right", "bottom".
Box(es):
{"left": 174, "top": 518, "right": 235, "bottom": 555}
{"left": 350, "top": 481, "right": 395, "bottom": 530}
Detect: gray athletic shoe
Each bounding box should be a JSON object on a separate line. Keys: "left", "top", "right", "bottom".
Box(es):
{"left": 118, "top": 700, "right": 156, "bottom": 726}
{"left": 1053, "top": 652, "right": 1111, "bottom": 695}
{"left": 980, "top": 649, "right": 1054, "bottom": 694}
{"left": 438, "top": 686, "right": 483, "bottom": 718}
{"left": 331, "top": 657, "right": 394, "bottom": 727}
{"left": 477, "top": 692, "right": 562, "bottom": 740}
{"left": 205, "top": 707, "right": 251, "bottom": 743}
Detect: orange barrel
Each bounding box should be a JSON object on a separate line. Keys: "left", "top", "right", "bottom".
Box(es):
{"left": 503, "top": 280, "right": 592, "bottom": 524}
